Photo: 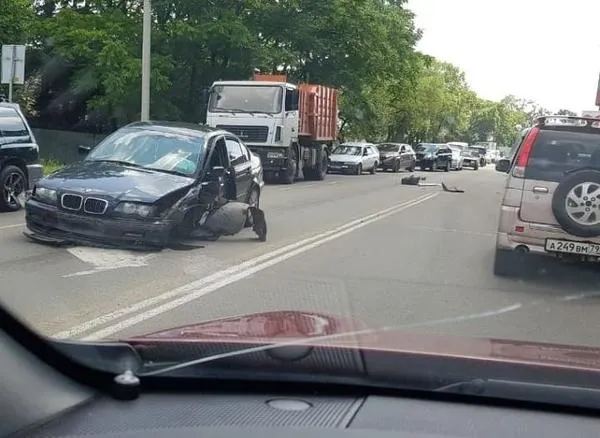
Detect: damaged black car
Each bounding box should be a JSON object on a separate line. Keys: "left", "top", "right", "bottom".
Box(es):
{"left": 24, "top": 121, "right": 266, "bottom": 249}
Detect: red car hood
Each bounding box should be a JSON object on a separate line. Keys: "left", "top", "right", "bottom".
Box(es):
{"left": 124, "top": 310, "right": 600, "bottom": 372}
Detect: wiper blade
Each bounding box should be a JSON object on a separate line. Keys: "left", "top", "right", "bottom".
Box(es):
{"left": 436, "top": 378, "right": 600, "bottom": 410}
{"left": 91, "top": 159, "right": 146, "bottom": 169}
{"left": 144, "top": 167, "right": 190, "bottom": 177}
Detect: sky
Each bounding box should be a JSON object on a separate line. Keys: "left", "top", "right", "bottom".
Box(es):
{"left": 405, "top": 0, "right": 600, "bottom": 113}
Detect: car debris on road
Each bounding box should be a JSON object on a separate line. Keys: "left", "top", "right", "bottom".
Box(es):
{"left": 400, "top": 175, "right": 464, "bottom": 193}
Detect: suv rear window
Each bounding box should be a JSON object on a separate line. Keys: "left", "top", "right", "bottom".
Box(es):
{"left": 525, "top": 129, "right": 600, "bottom": 182}
{"left": 0, "top": 107, "right": 29, "bottom": 138}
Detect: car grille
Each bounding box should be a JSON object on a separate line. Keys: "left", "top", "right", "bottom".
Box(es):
{"left": 61, "top": 194, "right": 83, "bottom": 211}
{"left": 83, "top": 197, "right": 108, "bottom": 215}
{"left": 216, "top": 125, "right": 269, "bottom": 142}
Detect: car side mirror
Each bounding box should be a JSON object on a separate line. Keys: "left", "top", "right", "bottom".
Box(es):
{"left": 78, "top": 145, "right": 92, "bottom": 155}
{"left": 495, "top": 158, "right": 511, "bottom": 173}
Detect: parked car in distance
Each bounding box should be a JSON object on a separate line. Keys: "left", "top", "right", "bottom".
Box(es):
{"left": 25, "top": 121, "right": 265, "bottom": 249}
{"left": 414, "top": 143, "right": 453, "bottom": 172}
{"left": 494, "top": 115, "right": 600, "bottom": 276}
{"left": 376, "top": 143, "right": 416, "bottom": 172}
{"left": 449, "top": 146, "right": 464, "bottom": 170}
{"left": 461, "top": 147, "right": 481, "bottom": 170}
{"left": 0, "top": 102, "right": 43, "bottom": 211}
{"left": 328, "top": 142, "right": 380, "bottom": 175}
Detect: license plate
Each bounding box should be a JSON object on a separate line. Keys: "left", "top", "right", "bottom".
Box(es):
{"left": 545, "top": 238, "right": 600, "bottom": 255}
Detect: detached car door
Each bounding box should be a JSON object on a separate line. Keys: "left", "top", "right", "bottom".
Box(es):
{"left": 225, "top": 136, "right": 252, "bottom": 202}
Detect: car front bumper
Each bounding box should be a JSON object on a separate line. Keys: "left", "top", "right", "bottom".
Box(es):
{"left": 328, "top": 162, "right": 360, "bottom": 173}
{"left": 25, "top": 199, "right": 173, "bottom": 249}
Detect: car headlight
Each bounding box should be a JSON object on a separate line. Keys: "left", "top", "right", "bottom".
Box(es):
{"left": 33, "top": 186, "right": 57, "bottom": 204}
{"left": 114, "top": 202, "right": 154, "bottom": 218}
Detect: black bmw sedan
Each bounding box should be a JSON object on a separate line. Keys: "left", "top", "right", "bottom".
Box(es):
{"left": 25, "top": 121, "right": 264, "bottom": 249}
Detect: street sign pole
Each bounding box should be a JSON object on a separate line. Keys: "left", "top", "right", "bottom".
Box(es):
{"left": 2, "top": 44, "right": 26, "bottom": 102}
{"left": 8, "top": 45, "right": 16, "bottom": 102}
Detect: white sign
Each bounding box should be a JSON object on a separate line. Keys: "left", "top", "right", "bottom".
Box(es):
{"left": 581, "top": 110, "right": 600, "bottom": 119}
{"left": 1, "top": 45, "right": 26, "bottom": 85}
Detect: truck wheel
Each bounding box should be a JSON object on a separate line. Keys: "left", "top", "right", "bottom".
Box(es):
{"left": 0, "top": 165, "right": 26, "bottom": 212}
{"left": 306, "top": 155, "right": 327, "bottom": 181}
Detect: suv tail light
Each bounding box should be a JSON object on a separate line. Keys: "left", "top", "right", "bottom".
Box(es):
{"left": 512, "top": 126, "right": 540, "bottom": 178}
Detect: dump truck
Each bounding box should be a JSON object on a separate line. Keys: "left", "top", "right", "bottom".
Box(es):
{"left": 205, "top": 73, "right": 339, "bottom": 184}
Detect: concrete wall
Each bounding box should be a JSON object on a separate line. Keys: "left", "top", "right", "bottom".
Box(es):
{"left": 32, "top": 129, "right": 109, "bottom": 164}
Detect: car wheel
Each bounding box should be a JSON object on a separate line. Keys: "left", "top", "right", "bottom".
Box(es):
{"left": 408, "top": 162, "right": 415, "bottom": 172}
{"left": 355, "top": 164, "right": 362, "bottom": 175}
{"left": 392, "top": 161, "right": 399, "bottom": 173}
{"left": 552, "top": 169, "right": 600, "bottom": 238}
{"left": 445, "top": 161, "right": 450, "bottom": 172}
{"left": 431, "top": 162, "right": 437, "bottom": 172}
{"left": 0, "top": 165, "right": 26, "bottom": 212}
{"left": 473, "top": 162, "right": 479, "bottom": 170}
{"left": 370, "top": 162, "right": 377, "bottom": 174}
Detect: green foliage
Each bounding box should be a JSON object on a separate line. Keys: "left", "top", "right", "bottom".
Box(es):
{"left": 6, "top": 0, "right": 571, "bottom": 147}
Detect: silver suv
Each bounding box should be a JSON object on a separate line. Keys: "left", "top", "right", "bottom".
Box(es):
{"left": 494, "top": 116, "right": 600, "bottom": 276}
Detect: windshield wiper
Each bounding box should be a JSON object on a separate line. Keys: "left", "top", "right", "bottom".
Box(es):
{"left": 436, "top": 378, "right": 600, "bottom": 410}
{"left": 144, "top": 167, "right": 190, "bottom": 177}
{"left": 91, "top": 159, "right": 147, "bottom": 169}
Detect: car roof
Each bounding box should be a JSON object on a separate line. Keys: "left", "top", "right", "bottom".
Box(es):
{"left": 124, "top": 121, "right": 227, "bottom": 138}
{"left": 340, "top": 142, "right": 372, "bottom": 147}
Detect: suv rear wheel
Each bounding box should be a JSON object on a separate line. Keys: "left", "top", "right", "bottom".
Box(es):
{"left": 552, "top": 170, "right": 600, "bottom": 238}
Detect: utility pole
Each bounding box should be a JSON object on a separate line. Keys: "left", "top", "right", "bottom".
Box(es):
{"left": 140, "top": 0, "right": 151, "bottom": 121}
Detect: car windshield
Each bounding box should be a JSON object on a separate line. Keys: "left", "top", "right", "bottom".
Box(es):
{"left": 4, "top": 0, "right": 600, "bottom": 415}
{"left": 208, "top": 85, "right": 283, "bottom": 114}
{"left": 86, "top": 128, "right": 206, "bottom": 176}
{"left": 332, "top": 146, "right": 362, "bottom": 155}
{"left": 416, "top": 144, "right": 438, "bottom": 152}
{"left": 378, "top": 144, "right": 400, "bottom": 152}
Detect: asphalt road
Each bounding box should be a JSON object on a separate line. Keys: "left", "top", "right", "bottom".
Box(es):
{"left": 3, "top": 165, "right": 600, "bottom": 347}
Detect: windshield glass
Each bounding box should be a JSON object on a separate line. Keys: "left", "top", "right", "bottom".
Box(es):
{"left": 87, "top": 128, "right": 205, "bottom": 176}
{"left": 415, "top": 144, "right": 437, "bottom": 153}
{"left": 332, "top": 145, "right": 362, "bottom": 155}
{"left": 378, "top": 144, "right": 400, "bottom": 152}
{"left": 5, "top": 0, "right": 600, "bottom": 413}
{"left": 208, "top": 85, "right": 283, "bottom": 114}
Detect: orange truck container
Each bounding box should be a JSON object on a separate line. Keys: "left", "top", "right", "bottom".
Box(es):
{"left": 297, "top": 84, "right": 339, "bottom": 141}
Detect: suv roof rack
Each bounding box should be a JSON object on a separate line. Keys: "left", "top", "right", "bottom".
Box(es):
{"left": 534, "top": 115, "right": 600, "bottom": 128}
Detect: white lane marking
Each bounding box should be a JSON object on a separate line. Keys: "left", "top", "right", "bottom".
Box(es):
{"left": 51, "top": 192, "right": 438, "bottom": 339}
{"left": 63, "top": 247, "right": 155, "bottom": 278}
{"left": 141, "top": 303, "right": 524, "bottom": 376}
{"left": 0, "top": 223, "right": 24, "bottom": 231}
{"left": 81, "top": 192, "right": 439, "bottom": 340}
{"left": 559, "top": 291, "right": 600, "bottom": 302}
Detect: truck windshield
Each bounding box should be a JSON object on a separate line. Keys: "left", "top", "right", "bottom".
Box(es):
{"left": 209, "top": 85, "right": 283, "bottom": 114}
